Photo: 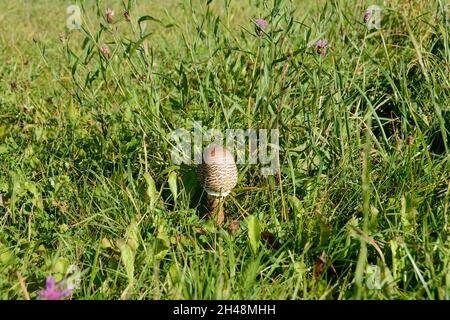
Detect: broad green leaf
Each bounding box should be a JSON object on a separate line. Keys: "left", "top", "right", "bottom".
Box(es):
{"left": 144, "top": 172, "right": 158, "bottom": 210}
{"left": 0, "top": 248, "right": 15, "bottom": 266}
{"left": 0, "top": 145, "right": 9, "bottom": 154}
{"left": 52, "top": 257, "right": 69, "bottom": 282}
{"left": 168, "top": 171, "right": 178, "bottom": 203}
{"left": 68, "top": 102, "right": 78, "bottom": 125}
{"left": 117, "top": 240, "right": 135, "bottom": 285}
{"left": 0, "top": 125, "right": 10, "bottom": 139}
{"left": 155, "top": 226, "right": 171, "bottom": 260}
{"left": 247, "top": 215, "right": 261, "bottom": 255}
{"left": 125, "top": 218, "right": 140, "bottom": 254}
{"left": 400, "top": 195, "right": 414, "bottom": 233}
{"left": 288, "top": 195, "right": 303, "bottom": 215}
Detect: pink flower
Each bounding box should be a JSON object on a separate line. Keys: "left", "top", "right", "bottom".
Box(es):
{"left": 39, "top": 276, "right": 72, "bottom": 300}
{"left": 100, "top": 45, "right": 110, "bottom": 56}
{"left": 315, "top": 39, "right": 329, "bottom": 56}
{"left": 255, "top": 18, "right": 268, "bottom": 29}
{"left": 364, "top": 10, "right": 372, "bottom": 23}
{"left": 106, "top": 8, "right": 115, "bottom": 24}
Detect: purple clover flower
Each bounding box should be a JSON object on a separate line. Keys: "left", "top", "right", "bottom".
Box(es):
{"left": 39, "top": 276, "right": 72, "bottom": 300}
{"left": 106, "top": 8, "right": 115, "bottom": 24}
{"left": 101, "top": 45, "right": 110, "bottom": 57}
{"left": 255, "top": 18, "right": 268, "bottom": 29}
{"left": 364, "top": 10, "right": 372, "bottom": 23}
{"left": 315, "top": 39, "right": 329, "bottom": 57}
{"left": 255, "top": 18, "right": 268, "bottom": 37}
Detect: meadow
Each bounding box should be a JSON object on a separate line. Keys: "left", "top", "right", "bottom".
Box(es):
{"left": 0, "top": 0, "right": 449, "bottom": 299}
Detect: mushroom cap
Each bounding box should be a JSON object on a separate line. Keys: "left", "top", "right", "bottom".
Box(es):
{"left": 198, "top": 144, "right": 238, "bottom": 197}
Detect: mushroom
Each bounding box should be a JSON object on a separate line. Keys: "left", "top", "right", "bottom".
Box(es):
{"left": 198, "top": 144, "right": 238, "bottom": 225}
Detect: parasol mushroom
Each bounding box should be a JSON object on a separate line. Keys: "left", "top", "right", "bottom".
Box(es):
{"left": 198, "top": 144, "right": 238, "bottom": 225}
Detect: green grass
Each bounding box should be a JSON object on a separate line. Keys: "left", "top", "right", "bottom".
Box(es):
{"left": 0, "top": 0, "right": 449, "bottom": 300}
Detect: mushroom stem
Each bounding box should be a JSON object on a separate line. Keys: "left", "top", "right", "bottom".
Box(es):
{"left": 206, "top": 195, "right": 225, "bottom": 226}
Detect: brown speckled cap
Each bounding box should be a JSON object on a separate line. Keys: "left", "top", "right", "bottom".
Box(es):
{"left": 198, "top": 144, "right": 238, "bottom": 197}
